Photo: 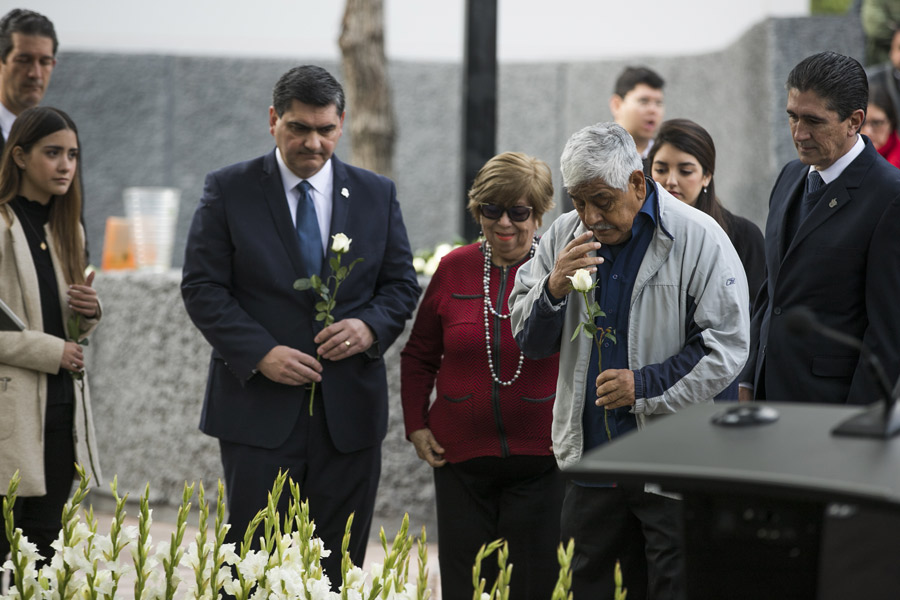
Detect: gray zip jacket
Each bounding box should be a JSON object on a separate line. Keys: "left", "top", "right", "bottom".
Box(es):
{"left": 510, "top": 184, "right": 750, "bottom": 470}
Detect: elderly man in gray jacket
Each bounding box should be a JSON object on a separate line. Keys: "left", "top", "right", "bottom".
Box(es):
{"left": 509, "top": 122, "right": 749, "bottom": 599}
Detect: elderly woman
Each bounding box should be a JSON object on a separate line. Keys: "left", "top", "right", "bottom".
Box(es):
{"left": 0, "top": 107, "right": 102, "bottom": 565}
{"left": 401, "top": 152, "right": 561, "bottom": 600}
{"left": 648, "top": 118, "right": 766, "bottom": 302}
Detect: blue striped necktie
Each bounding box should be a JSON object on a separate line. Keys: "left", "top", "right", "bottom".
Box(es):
{"left": 296, "top": 180, "right": 323, "bottom": 277}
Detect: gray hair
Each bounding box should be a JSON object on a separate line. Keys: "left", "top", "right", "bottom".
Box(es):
{"left": 560, "top": 122, "right": 643, "bottom": 192}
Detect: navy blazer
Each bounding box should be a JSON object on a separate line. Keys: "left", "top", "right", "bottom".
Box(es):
{"left": 743, "top": 138, "right": 900, "bottom": 404}
{"left": 182, "top": 151, "right": 421, "bottom": 452}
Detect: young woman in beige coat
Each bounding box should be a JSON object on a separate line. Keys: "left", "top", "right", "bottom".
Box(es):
{"left": 0, "top": 106, "right": 101, "bottom": 564}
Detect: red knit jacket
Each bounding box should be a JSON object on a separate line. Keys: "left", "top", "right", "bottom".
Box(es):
{"left": 400, "top": 243, "right": 559, "bottom": 463}
{"left": 877, "top": 130, "right": 900, "bottom": 169}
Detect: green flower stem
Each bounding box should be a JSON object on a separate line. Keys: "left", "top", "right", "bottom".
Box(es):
{"left": 580, "top": 290, "right": 613, "bottom": 441}
{"left": 294, "top": 247, "right": 364, "bottom": 416}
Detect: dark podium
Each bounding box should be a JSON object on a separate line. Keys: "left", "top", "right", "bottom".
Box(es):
{"left": 567, "top": 402, "right": 900, "bottom": 599}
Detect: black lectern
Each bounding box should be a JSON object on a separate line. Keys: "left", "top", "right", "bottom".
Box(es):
{"left": 567, "top": 402, "right": 900, "bottom": 600}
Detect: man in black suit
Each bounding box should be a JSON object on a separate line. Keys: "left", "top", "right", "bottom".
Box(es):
{"left": 181, "top": 65, "right": 421, "bottom": 582}
{"left": 741, "top": 51, "right": 900, "bottom": 405}
{"left": 0, "top": 9, "right": 57, "bottom": 152}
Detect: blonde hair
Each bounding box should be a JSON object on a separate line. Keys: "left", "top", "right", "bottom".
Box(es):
{"left": 467, "top": 152, "right": 555, "bottom": 227}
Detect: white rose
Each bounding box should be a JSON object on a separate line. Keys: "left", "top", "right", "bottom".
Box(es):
{"left": 331, "top": 233, "right": 352, "bottom": 253}
{"left": 567, "top": 268, "right": 594, "bottom": 292}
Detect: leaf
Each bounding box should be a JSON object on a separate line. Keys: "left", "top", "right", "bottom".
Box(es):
{"left": 293, "top": 278, "right": 312, "bottom": 291}
{"left": 310, "top": 275, "right": 322, "bottom": 289}
{"left": 584, "top": 322, "right": 598, "bottom": 336}
{"left": 329, "top": 257, "right": 341, "bottom": 272}
{"left": 337, "top": 266, "right": 348, "bottom": 279}
{"left": 348, "top": 257, "right": 364, "bottom": 269}
{"left": 315, "top": 312, "right": 327, "bottom": 321}
{"left": 81, "top": 339, "right": 90, "bottom": 347}
{"left": 66, "top": 315, "right": 80, "bottom": 341}
{"left": 569, "top": 323, "right": 584, "bottom": 342}
{"left": 605, "top": 332, "right": 618, "bottom": 344}
{"left": 315, "top": 301, "right": 328, "bottom": 312}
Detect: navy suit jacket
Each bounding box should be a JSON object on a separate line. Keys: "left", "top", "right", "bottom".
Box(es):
{"left": 743, "top": 138, "right": 900, "bottom": 404}
{"left": 182, "top": 151, "right": 421, "bottom": 452}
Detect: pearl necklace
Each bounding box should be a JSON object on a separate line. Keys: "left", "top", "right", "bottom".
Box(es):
{"left": 482, "top": 237, "right": 537, "bottom": 387}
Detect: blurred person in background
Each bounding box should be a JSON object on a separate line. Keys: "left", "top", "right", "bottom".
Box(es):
{"left": 610, "top": 66, "right": 665, "bottom": 161}
{"left": 861, "top": 79, "right": 900, "bottom": 168}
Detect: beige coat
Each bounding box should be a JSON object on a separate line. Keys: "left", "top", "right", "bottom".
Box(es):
{"left": 0, "top": 203, "right": 102, "bottom": 497}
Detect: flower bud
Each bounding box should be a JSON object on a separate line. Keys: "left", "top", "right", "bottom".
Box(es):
{"left": 331, "top": 233, "right": 352, "bottom": 253}
{"left": 567, "top": 268, "right": 593, "bottom": 292}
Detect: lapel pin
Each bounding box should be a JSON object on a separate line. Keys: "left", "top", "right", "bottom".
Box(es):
{"left": 341, "top": 187, "right": 349, "bottom": 198}
{"left": 828, "top": 199, "right": 837, "bottom": 208}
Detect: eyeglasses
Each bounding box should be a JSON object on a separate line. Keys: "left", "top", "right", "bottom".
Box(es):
{"left": 479, "top": 204, "right": 533, "bottom": 222}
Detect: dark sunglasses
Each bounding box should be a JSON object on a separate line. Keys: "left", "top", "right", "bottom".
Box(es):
{"left": 479, "top": 204, "right": 533, "bottom": 222}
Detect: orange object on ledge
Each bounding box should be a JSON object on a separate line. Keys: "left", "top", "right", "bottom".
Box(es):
{"left": 101, "top": 216, "right": 136, "bottom": 270}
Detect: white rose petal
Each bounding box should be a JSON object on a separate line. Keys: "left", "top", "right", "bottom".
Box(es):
{"left": 331, "top": 233, "right": 352, "bottom": 253}
{"left": 567, "top": 268, "right": 594, "bottom": 292}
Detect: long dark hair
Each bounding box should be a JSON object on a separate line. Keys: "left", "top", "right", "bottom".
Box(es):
{"left": 0, "top": 106, "right": 85, "bottom": 285}
{"left": 649, "top": 118, "right": 728, "bottom": 234}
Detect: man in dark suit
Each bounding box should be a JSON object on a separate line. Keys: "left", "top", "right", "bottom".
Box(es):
{"left": 181, "top": 65, "right": 421, "bottom": 582}
{"left": 740, "top": 51, "right": 900, "bottom": 405}
{"left": 0, "top": 9, "right": 57, "bottom": 153}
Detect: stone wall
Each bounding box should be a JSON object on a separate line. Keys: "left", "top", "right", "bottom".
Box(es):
{"left": 86, "top": 271, "right": 436, "bottom": 534}
{"left": 42, "top": 15, "right": 863, "bottom": 266}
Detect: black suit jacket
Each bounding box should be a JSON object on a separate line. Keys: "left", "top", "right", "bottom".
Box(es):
{"left": 182, "top": 151, "right": 421, "bottom": 452}
{"left": 743, "top": 138, "right": 900, "bottom": 404}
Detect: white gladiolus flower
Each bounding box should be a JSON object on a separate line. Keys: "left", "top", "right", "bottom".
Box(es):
{"left": 121, "top": 525, "right": 140, "bottom": 543}
{"left": 434, "top": 243, "right": 453, "bottom": 259}
{"left": 423, "top": 256, "right": 440, "bottom": 277}
{"left": 222, "top": 578, "right": 240, "bottom": 597}
{"left": 331, "top": 233, "right": 352, "bottom": 253}
{"left": 370, "top": 563, "right": 384, "bottom": 579}
{"left": 91, "top": 534, "right": 113, "bottom": 559}
{"left": 220, "top": 542, "right": 240, "bottom": 565}
{"left": 68, "top": 522, "right": 93, "bottom": 546}
{"left": 567, "top": 268, "right": 594, "bottom": 292}
{"left": 237, "top": 550, "right": 269, "bottom": 583}
{"left": 16, "top": 536, "right": 41, "bottom": 562}
{"left": 343, "top": 565, "right": 367, "bottom": 589}
{"left": 92, "top": 570, "right": 115, "bottom": 596}
{"left": 305, "top": 575, "right": 337, "bottom": 599}
{"left": 62, "top": 546, "right": 92, "bottom": 571}
{"left": 308, "top": 537, "right": 331, "bottom": 558}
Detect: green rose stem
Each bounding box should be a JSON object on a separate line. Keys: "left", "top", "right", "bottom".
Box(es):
{"left": 568, "top": 273, "right": 618, "bottom": 441}
{"left": 294, "top": 234, "right": 364, "bottom": 416}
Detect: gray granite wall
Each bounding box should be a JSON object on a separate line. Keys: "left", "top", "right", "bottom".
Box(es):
{"left": 43, "top": 15, "right": 863, "bottom": 266}
{"left": 72, "top": 14, "right": 863, "bottom": 532}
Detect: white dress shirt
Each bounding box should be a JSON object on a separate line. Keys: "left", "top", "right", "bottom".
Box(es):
{"left": 275, "top": 149, "right": 334, "bottom": 256}
{"left": 0, "top": 102, "right": 16, "bottom": 142}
